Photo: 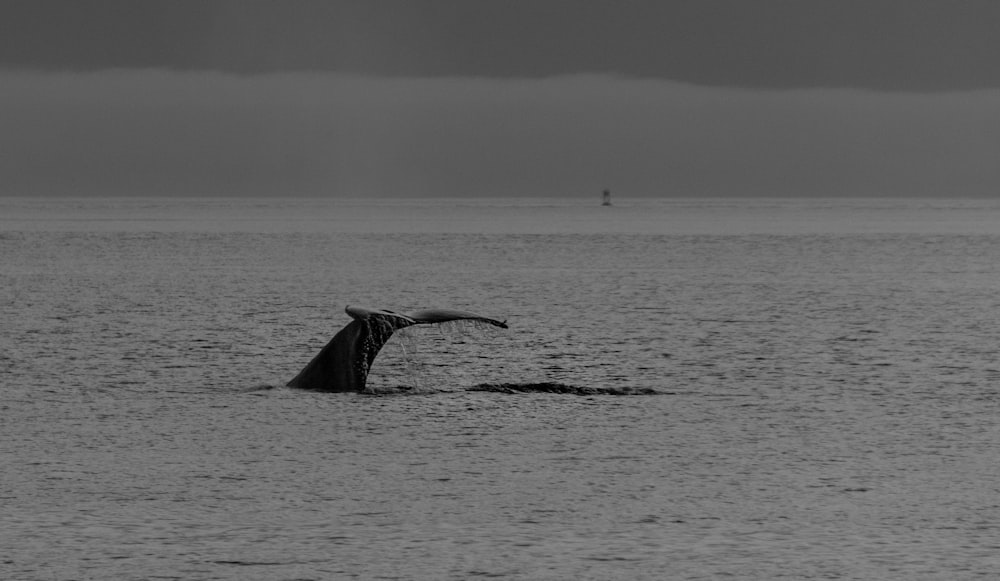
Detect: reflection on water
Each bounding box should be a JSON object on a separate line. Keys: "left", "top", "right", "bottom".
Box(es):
{"left": 4, "top": 198, "right": 1000, "bottom": 579}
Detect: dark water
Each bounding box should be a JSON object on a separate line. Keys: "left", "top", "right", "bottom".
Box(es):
{"left": 4, "top": 198, "right": 1000, "bottom": 579}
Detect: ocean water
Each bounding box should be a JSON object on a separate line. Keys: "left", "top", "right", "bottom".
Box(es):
{"left": 4, "top": 197, "right": 1000, "bottom": 580}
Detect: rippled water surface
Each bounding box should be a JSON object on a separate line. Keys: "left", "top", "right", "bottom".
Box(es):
{"left": 4, "top": 198, "right": 1000, "bottom": 579}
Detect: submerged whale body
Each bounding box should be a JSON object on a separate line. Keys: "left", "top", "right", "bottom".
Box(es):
{"left": 469, "top": 382, "right": 661, "bottom": 396}
{"left": 287, "top": 306, "right": 508, "bottom": 392}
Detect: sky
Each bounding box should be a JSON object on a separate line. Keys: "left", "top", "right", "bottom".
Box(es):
{"left": 2, "top": 0, "right": 1000, "bottom": 197}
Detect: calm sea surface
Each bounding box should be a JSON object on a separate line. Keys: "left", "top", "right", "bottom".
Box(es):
{"left": 4, "top": 197, "right": 1000, "bottom": 580}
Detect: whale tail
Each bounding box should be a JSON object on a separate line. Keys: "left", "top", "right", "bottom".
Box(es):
{"left": 286, "top": 306, "right": 508, "bottom": 392}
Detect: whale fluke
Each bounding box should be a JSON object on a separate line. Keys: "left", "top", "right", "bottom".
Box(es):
{"left": 287, "top": 306, "right": 508, "bottom": 392}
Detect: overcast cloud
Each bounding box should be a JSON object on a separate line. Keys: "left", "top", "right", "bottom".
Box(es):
{"left": 3, "top": 71, "right": 999, "bottom": 197}
{"left": 3, "top": 2, "right": 1000, "bottom": 198}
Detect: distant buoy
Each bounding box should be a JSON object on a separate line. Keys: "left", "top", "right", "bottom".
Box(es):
{"left": 602, "top": 189, "right": 612, "bottom": 206}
